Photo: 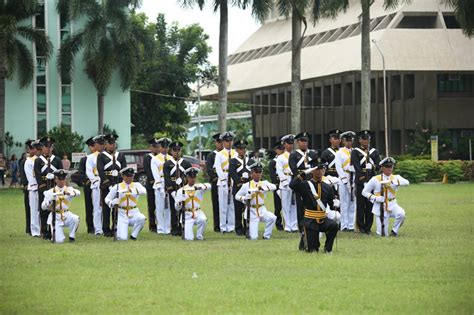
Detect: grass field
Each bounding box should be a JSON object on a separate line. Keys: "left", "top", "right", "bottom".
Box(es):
{"left": 0, "top": 183, "right": 473, "bottom": 314}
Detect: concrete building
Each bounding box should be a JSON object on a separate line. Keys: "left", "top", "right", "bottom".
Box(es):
{"left": 202, "top": 0, "right": 474, "bottom": 155}
{"left": 4, "top": 0, "right": 131, "bottom": 155}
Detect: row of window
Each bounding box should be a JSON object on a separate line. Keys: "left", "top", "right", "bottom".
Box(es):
{"left": 34, "top": 1, "right": 72, "bottom": 137}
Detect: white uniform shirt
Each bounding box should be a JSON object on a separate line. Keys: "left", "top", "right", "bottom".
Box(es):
{"left": 41, "top": 186, "right": 81, "bottom": 214}
{"left": 335, "top": 147, "right": 353, "bottom": 184}
{"left": 105, "top": 181, "right": 147, "bottom": 210}
{"left": 86, "top": 151, "right": 100, "bottom": 188}
{"left": 214, "top": 148, "right": 237, "bottom": 186}
{"left": 151, "top": 153, "right": 172, "bottom": 189}
{"left": 235, "top": 180, "right": 277, "bottom": 212}
{"left": 362, "top": 174, "right": 409, "bottom": 216}
{"left": 276, "top": 151, "right": 292, "bottom": 188}
{"left": 25, "top": 155, "right": 38, "bottom": 191}
{"left": 174, "top": 183, "right": 211, "bottom": 215}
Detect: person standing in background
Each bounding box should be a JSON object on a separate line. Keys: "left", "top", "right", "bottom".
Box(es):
{"left": 9, "top": 154, "right": 19, "bottom": 188}
{"left": 62, "top": 154, "right": 71, "bottom": 171}
{"left": 0, "top": 154, "right": 6, "bottom": 187}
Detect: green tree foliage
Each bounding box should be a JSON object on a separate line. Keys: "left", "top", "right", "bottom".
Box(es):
{"left": 131, "top": 13, "right": 214, "bottom": 140}
{"left": 46, "top": 125, "right": 84, "bottom": 158}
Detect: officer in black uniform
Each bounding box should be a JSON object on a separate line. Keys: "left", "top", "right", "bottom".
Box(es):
{"left": 78, "top": 137, "right": 96, "bottom": 234}
{"left": 143, "top": 137, "right": 160, "bottom": 232}
{"left": 268, "top": 141, "right": 284, "bottom": 230}
{"left": 97, "top": 134, "right": 127, "bottom": 237}
{"left": 289, "top": 155, "right": 339, "bottom": 253}
{"left": 321, "top": 129, "right": 341, "bottom": 177}
{"left": 164, "top": 141, "right": 191, "bottom": 236}
{"left": 19, "top": 140, "right": 32, "bottom": 234}
{"left": 351, "top": 130, "right": 380, "bottom": 234}
{"left": 289, "top": 132, "right": 317, "bottom": 232}
{"left": 229, "top": 140, "right": 254, "bottom": 236}
{"left": 206, "top": 133, "right": 222, "bottom": 232}
{"left": 34, "top": 136, "right": 62, "bottom": 239}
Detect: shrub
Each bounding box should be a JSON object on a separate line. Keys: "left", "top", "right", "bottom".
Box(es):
{"left": 47, "top": 125, "right": 84, "bottom": 159}
{"left": 439, "top": 161, "right": 464, "bottom": 183}
{"left": 396, "top": 159, "right": 472, "bottom": 183}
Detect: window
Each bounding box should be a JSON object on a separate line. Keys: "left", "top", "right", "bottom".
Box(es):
{"left": 396, "top": 15, "right": 439, "bottom": 29}
{"left": 314, "top": 86, "right": 322, "bottom": 107}
{"left": 443, "top": 14, "right": 461, "bottom": 29}
{"left": 60, "top": 10, "right": 73, "bottom": 130}
{"left": 404, "top": 74, "right": 415, "bottom": 100}
{"left": 35, "top": 1, "right": 47, "bottom": 137}
{"left": 334, "top": 83, "right": 342, "bottom": 106}
{"left": 438, "top": 74, "right": 474, "bottom": 96}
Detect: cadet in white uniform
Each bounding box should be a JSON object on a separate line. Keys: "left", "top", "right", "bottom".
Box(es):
{"left": 105, "top": 167, "right": 147, "bottom": 241}
{"left": 151, "top": 137, "right": 172, "bottom": 234}
{"left": 276, "top": 134, "right": 298, "bottom": 232}
{"left": 25, "top": 140, "right": 43, "bottom": 237}
{"left": 213, "top": 132, "right": 238, "bottom": 233}
{"left": 235, "top": 162, "right": 277, "bottom": 240}
{"left": 174, "top": 168, "right": 211, "bottom": 241}
{"left": 362, "top": 157, "right": 409, "bottom": 237}
{"left": 335, "top": 131, "right": 356, "bottom": 231}
{"left": 41, "top": 170, "right": 81, "bottom": 243}
{"left": 86, "top": 135, "right": 105, "bottom": 235}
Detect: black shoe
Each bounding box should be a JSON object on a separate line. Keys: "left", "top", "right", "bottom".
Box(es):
{"left": 42, "top": 232, "right": 51, "bottom": 240}
{"left": 341, "top": 228, "right": 347, "bottom": 232}
{"left": 104, "top": 231, "right": 113, "bottom": 237}
{"left": 390, "top": 230, "right": 397, "bottom": 237}
{"left": 130, "top": 236, "right": 137, "bottom": 241}
{"left": 236, "top": 230, "right": 244, "bottom": 236}
{"left": 276, "top": 224, "right": 284, "bottom": 231}
{"left": 365, "top": 230, "right": 372, "bottom": 235}
{"left": 69, "top": 237, "right": 75, "bottom": 243}
{"left": 214, "top": 227, "right": 221, "bottom": 233}
{"left": 149, "top": 226, "right": 157, "bottom": 233}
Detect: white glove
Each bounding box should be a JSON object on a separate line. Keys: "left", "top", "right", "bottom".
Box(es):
{"left": 176, "top": 177, "right": 182, "bottom": 186}
{"left": 333, "top": 199, "right": 340, "bottom": 208}
{"left": 195, "top": 184, "right": 204, "bottom": 190}
{"left": 152, "top": 181, "right": 161, "bottom": 189}
{"left": 91, "top": 177, "right": 100, "bottom": 189}
{"left": 242, "top": 172, "right": 249, "bottom": 179}
{"left": 110, "top": 198, "right": 120, "bottom": 207}
{"left": 366, "top": 163, "right": 372, "bottom": 170}
{"left": 46, "top": 173, "right": 54, "bottom": 180}
{"left": 380, "top": 179, "right": 391, "bottom": 185}
{"left": 171, "top": 191, "right": 176, "bottom": 199}
{"left": 375, "top": 196, "right": 385, "bottom": 203}
{"left": 111, "top": 170, "right": 119, "bottom": 177}
{"left": 304, "top": 167, "right": 317, "bottom": 175}
{"left": 243, "top": 193, "right": 252, "bottom": 201}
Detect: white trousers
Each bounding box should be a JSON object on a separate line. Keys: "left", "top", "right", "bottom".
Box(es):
{"left": 28, "top": 190, "right": 40, "bottom": 236}
{"left": 218, "top": 185, "right": 235, "bottom": 232}
{"left": 245, "top": 206, "right": 276, "bottom": 240}
{"left": 117, "top": 208, "right": 146, "bottom": 241}
{"left": 280, "top": 188, "right": 298, "bottom": 232}
{"left": 375, "top": 204, "right": 406, "bottom": 236}
{"left": 48, "top": 211, "right": 80, "bottom": 243}
{"left": 92, "top": 188, "right": 103, "bottom": 235}
{"left": 338, "top": 182, "right": 356, "bottom": 230}
{"left": 184, "top": 210, "right": 207, "bottom": 241}
{"left": 154, "top": 189, "right": 170, "bottom": 234}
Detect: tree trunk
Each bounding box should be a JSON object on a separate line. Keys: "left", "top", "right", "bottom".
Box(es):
{"left": 217, "top": 1, "right": 228, "bottom": 133}
{"left": 360, "top": 0, "right": 371, "bottom": 130}
{"left": 0, "top": 60, "right": 5, "bottom": 154}
{"left": 98, "top": 94, "right": 104, "bottom": 134}
{"left": 291, "top": 7, "right": 302, "bottom": 135}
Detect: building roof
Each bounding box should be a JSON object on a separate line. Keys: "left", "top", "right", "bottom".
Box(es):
{"left": 202, "top": 0, "right": 474, "bottom": 100}
{"left": 189, "top": 110, "right": 252, "bottom": 124}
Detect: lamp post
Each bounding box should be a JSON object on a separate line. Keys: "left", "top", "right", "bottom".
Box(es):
{"left": 372, "top": 39, "right": 389, "bottom": 157}
{"left": 196, "top": 77, "right": 203, "bottom": 161}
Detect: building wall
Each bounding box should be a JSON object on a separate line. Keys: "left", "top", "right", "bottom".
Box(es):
{"left": 4, "top": 0, "right": 131, "bottom": 157}
{"left": 252, "top": 71, "right": 474, "bottom": 155}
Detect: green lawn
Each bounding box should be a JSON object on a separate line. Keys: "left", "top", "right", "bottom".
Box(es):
{"left": 0, "top": 183, "right": 473, "bottom": 314}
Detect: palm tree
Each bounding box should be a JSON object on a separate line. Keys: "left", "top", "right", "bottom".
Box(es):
{"left": 445, "top": 0, "right": 474, "bottom": 37}
{"left": 179, "top": 0, "right": 248, "bottom": 133}
{"left": 0, "top": 0, "right": 52, "bottom": 152}
{"left": 57, "top": 0, "right": 143, "bottom": 134}
{"left": 247, "top": 0, "right": 347, "bottom": 134}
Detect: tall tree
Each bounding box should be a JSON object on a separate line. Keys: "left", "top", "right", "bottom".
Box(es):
{"left": 56, "top": 0, "right": 144, "bottom": 134}
{"left": 445, "top": 0, "right": 474, "bottom": 37}
{"left": 247, "top": 0, "right": 347, "bottom": 134}
{"left": 179, "top": 0, "right": 247, "bottom": 133}
{"left": 130, "top": 13, "right": 214, "bottom": 139}
{"left": 0, "top": 0, "right": 52, "bottom": 153}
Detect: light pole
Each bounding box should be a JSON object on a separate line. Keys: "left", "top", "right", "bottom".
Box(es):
{"left": 196, "top": 77, "right": 203, "bottom": 161}
{"left": 372, "top": 39, "right": 389, "bottom": 157}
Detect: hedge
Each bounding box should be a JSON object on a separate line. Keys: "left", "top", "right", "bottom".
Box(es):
{"left": 396, "top": 160, "right": 473, "bottom": 183}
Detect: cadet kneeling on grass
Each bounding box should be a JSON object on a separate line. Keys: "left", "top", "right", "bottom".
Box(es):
{"left": 235, "top": 162, "right": 277, "bottom": 240}
{"left": 362, "top": 157, "right": 409, "bottom": 237}
{"left": 174, "top": 167, "right": 211, "bottom": 241}
{"left": 105, "top": 167, "right": 147, "bottom": 241}
{"left": 289, "top": 155, "right": 339, "bottom": 253}
{"left": 41, "top": 169, "right": 80, "bottom": 243}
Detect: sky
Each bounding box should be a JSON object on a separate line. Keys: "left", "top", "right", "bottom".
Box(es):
{"left": 137, "top": 1, "right": 261, "bottom": 65}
